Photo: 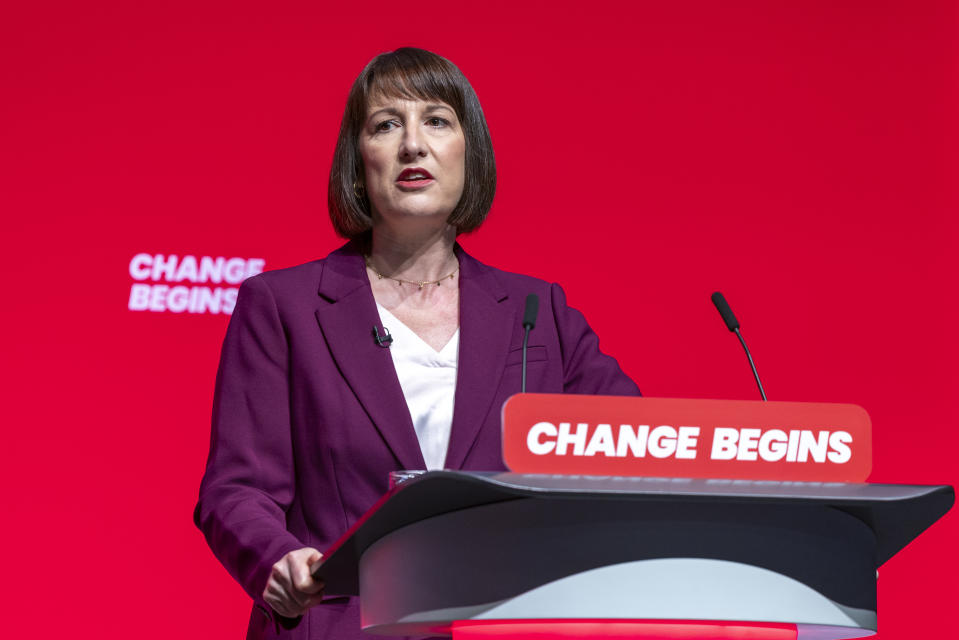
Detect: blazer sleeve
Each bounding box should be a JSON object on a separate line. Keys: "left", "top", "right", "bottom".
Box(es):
{"left": 549, "top": 282, "right": 641, "bottom": 396}
{"left": 194, "top": 275, "right": 306, "bottom": 610}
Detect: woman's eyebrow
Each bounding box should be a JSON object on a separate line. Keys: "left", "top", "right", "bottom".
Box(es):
{"left": 423, "top": 103, "right": 454, "bottom": 113}
{"left": 367, "top": 106, "right": 402, "bottom": 121}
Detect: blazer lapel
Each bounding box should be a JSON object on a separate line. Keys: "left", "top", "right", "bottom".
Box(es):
{"left": 444, "top": 248, "right": 513, "bottom": 469}
{"left": 314, "top": 246, "right": 426, "bottom": 471}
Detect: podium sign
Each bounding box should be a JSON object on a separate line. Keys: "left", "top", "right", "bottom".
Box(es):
{"left": 502, "top": 394, "right": 872, "bottom": 481}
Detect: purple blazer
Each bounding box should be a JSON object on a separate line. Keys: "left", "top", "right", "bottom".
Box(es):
{"left": 194, "top": 243, "right": 640, "bottom": 640}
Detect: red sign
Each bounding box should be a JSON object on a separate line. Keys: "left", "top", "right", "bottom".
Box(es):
{"left": 502, "top": 395, "right": 872, "bottom": 482}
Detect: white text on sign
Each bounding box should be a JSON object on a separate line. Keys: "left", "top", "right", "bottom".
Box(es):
{"left": 526, "top": 422, "right": 852, "bottom": 464}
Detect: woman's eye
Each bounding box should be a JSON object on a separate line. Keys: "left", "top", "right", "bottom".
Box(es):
{"left": 374, "top": 120, "right": 398, "bottom": 132}
{"left": 426, "top": 117, "right": 449, "bottom": 127}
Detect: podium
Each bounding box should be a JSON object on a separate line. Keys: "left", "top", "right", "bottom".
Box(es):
{"left": 315, "top": 471, "right": 953, "bottom": 640}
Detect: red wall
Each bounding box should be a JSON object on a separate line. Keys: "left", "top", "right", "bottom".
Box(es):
{"left": 1, "top": 1, "right": 955, "bottom": 637}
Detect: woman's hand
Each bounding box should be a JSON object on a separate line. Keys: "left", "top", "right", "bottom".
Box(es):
{"left": 263, "top": 547, "right": 326, "bottom": 618}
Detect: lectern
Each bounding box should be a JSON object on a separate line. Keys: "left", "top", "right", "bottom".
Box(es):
{"left": 315, "top": 471, "right": 953, "bottom": 640}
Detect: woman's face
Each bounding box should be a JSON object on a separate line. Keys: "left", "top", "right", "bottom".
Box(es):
{"left": 358, "top": 96, "right": 466, "bottom": 229}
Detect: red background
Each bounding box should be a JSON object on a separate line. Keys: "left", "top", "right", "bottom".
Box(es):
{"left": 1, "top": 1, "right": 955, "bottom": 638}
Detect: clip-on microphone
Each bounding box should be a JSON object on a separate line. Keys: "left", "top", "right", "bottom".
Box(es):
{"left": 372, "top": 325, "right": 393, "bottom": 348}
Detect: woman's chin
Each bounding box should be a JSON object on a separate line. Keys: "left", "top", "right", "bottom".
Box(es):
{"left": 376, "top": 207, "right": 453, "bottom": 228}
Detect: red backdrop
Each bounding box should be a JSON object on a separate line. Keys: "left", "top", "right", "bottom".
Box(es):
{"left": 1, "top": 1, "right": 955, "bottom": 638}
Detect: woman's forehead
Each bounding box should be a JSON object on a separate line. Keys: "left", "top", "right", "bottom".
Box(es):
{"left": 363, "top": 71, "right": 458, "bottom": 112}
{"left": 364, "top": 93, "right": 456, "bottom": 116}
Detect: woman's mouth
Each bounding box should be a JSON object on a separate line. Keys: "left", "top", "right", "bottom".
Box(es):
{"left": 396, "top": 168, "right": 435, "bottom": 189}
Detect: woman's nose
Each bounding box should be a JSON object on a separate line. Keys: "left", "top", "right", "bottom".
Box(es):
{"left": 399, "top": 124, "right": 427, "bottom": 160}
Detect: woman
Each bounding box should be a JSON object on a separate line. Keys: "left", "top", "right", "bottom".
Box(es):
{"left": 195, "top": 47, "right": 640, "bottom": 640}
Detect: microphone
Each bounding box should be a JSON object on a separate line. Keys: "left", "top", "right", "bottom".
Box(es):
{"left": 711, "top": 291, "right": 767, "bottom": 401}
{"left": 372, "top": 325, "right": 393, "bottom": 348}
{"left": 521, "top": 294, "right": 539, "bottom": 393}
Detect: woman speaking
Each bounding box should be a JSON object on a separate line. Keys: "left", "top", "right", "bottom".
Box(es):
{"left": 195, "top": 47, "right": 640, "bottom": 640}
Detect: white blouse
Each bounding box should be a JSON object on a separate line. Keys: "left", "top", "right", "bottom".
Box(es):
{"left": 376, "top": 304, "right": 458, "bottom": 470}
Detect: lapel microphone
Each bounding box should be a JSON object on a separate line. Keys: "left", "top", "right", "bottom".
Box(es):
{"left": 372, "top": 325, "right": 393, "bottom": 348}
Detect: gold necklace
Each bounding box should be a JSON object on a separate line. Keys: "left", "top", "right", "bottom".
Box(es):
{"left": 365, "top": 258, "right": 459, "bottom": 290}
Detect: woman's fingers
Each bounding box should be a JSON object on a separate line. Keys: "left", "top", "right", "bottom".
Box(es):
{"left": 263, "top": 547, "right": 326, "bottom": 617}
{"left": 290, "top": 550, "right": 325, "bottom": 595}
{"left": 264, "top": 582, "right": 299, "bottom": 618}
{"left": 264, "top": 580, "right": 303, "bottom": 618}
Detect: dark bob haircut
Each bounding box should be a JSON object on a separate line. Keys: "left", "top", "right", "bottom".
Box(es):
{"left": 328, "top": 48, "right": 496, "bottom": 239}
